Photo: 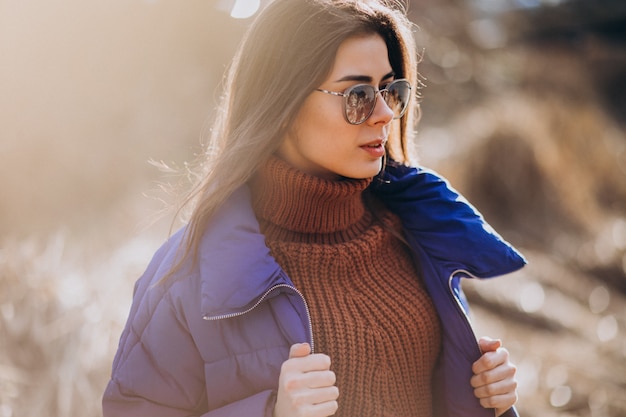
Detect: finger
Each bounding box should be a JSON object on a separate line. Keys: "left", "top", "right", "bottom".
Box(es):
{"left": 281, "top": 370, "right": 336, "bottom": 407}
{"left": 289, "top": 343, "right": 312, "bottom": 359}
{"left": 302, "top": 399, "right": 339, "bottom": 417}
{"left": 472, "top": 347, "right": 509, "bottom": 375}
{"left": 285, "top": 385, "right": 339, "bottom": 408}
{"left": 281, "top": 354, "right": 333, "bottom": 384}
{"left": 478, "top": 336, "right": 501, "bottom": 354}
{"left": 472, "top": 374, "right": 518, "bottom": 398}
{"left": 282, "top": 387, "right": 339, "bottom": 417}
{"left": 306, "top": 369, "right": 336, "bottom": 389}
{"left": 477, "top": 390, "right": 518, "bottom": 411}
{"left": 471, "top": 360, "right": 516, "bottom": 388}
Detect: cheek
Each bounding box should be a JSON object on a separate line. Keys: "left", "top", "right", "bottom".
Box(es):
{"left": 290, "top": 94, "right": 361, "bottom": 160}
{"left": 297, "top": 94, "right": 344, "bottom": 130}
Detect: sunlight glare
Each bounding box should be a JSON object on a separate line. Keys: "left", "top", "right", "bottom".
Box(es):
{"left": 231, "top": 0, "right": 261, "bottom": 19}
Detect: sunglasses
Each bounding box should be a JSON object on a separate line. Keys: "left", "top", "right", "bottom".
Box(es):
{"left": 315, "top": 79, "right": 412, "bottom": 125}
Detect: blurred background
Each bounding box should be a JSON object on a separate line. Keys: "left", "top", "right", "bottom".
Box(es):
{"left": 1, "top": 0, "right": 625, "bottom": 416}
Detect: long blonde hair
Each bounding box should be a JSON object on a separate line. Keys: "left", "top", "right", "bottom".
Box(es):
{"left": 178, "top": 0, "right": 419, "bottom": 268}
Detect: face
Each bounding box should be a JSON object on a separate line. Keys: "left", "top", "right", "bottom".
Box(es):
{"left": 277, "top": 34, "right": 396, "bottom": 180}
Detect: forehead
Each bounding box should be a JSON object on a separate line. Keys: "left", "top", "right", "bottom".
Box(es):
{"left": 327, "top": 34, "right": 393, "bottom": 82}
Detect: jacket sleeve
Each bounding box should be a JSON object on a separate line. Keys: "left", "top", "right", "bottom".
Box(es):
{"left": 203, "top": 390, "right": 276, "bottom": 417}
{"left": 102, "top": 280, "right": 276, "bottom": 417}
{"left": 500, "top": 406, "right": 520, "bottom": 417}
{"left": 103, "top": 381, "right": 276, "bottom": 417}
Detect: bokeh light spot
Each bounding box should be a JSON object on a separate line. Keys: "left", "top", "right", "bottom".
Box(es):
{"left": 230, "top": 0, "right": 260, "bottom": 19}
{"left": 468, "top": 18, "right": 507, "bottom": 49}
{"left": 612, "top": 218, "right": 626, "bottom": 249}
{"left": 589, "top": 285, "right": 610, "bottom": 314}
{"left": 597, "top": 315, "right": 618, "bottom": 342}
{"left": 519, "top": 281, "right": 545, "bottom": 313}
{"left": 550, "top": 385, "right": 572, "bottom": 408}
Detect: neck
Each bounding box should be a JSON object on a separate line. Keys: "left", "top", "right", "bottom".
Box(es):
{"left": 250, "top": 156, "right": 372, "bottom": 240}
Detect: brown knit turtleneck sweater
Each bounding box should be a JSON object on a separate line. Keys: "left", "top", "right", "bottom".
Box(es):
{"left": 250, "top": 157, "right": 442, "bottom": 417}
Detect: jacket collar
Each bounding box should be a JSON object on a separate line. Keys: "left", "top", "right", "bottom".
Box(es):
{"left": 370, "top": 161, "right": 526, "bottom": 278}
{"left": 191, "top": 163, "right": 526, "bottom": 317}
{"left": 193, "top": 186, "right": 288, "bottom": 318}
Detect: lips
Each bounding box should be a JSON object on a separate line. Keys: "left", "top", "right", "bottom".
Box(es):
{"left": 361, "top": 137, "right": 387, "bottom": 148}
{"left": 360, "top": 138, "right": 387, "bottom": 157}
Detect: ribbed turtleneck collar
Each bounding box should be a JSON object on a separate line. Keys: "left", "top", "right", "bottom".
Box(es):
{"left": 250, "top": 156, "right": 372, "bottom": 239}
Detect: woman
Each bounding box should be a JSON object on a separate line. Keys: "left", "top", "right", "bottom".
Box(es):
{"left": 103, "top": 1, "right": 525, "bottom": 416}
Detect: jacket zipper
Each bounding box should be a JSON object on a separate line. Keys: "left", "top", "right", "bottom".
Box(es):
{"left": 448, "top": 269, "right": 483, "bottom": 354}
{"left": 449, "top": 269, "right": 499, "bottom": 417}
{"left": 202, "top": 283, "right": 315, "bottom": 353}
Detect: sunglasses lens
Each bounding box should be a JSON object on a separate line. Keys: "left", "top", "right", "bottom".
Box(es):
{"left": 342, "top": 80, "right": 411, "bottom": 124}
{"left": 345, "top": 85, "right": 377, "bottom": 124}
{"left": 385, "top": 80, "right": 411, "bottom": 119}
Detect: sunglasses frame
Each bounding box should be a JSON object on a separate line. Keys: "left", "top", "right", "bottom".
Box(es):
{"left": 315, "top": 78, "right": 412, "bottom": 125}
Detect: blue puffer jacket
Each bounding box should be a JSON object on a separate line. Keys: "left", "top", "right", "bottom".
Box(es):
{"left": 103, "top": 162, "right": 526, "bottom": 417}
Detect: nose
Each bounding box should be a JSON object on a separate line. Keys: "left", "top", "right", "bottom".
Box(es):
{"left": 368, "top": 91, "right": 394, "bottom": 125}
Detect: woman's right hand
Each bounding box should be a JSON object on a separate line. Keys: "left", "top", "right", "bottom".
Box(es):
{"left": 273, "top": 343, "right": 339, "bottom": 417}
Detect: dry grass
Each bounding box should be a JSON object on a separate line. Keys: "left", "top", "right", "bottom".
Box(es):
{"left": 0, "top": 3, "right": 229, "bottom": 415}
{"left": 1, "top": 1, "right": 625, "bottom": 417}
{"left": 419, "top": 41, "right": 626, "bottom": 416}
{"left": 0, "top": 230, "right": 162, "bottom": 417}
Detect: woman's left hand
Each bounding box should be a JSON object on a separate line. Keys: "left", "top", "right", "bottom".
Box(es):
{"left": 471, "top": 337, "right": 518, "bottom": 417}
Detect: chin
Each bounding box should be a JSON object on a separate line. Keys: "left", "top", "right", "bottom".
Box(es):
{"left": 341, "top": 161, "right": 383, "bottom": 180}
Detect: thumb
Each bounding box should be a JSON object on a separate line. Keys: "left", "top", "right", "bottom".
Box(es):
{"left": 289, "top": 342, "right": 312, "bottom": 359}
{"left": 478, "top": 336, "right": 502, "bottom": 354}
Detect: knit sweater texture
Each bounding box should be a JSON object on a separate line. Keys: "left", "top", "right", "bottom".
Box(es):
{"left": 250, "top": 157, "right": 442, "bottom": 417}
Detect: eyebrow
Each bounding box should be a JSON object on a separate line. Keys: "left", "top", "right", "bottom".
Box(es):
{"left": 334, "top": 71, "right": 395, "bottom": 83}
